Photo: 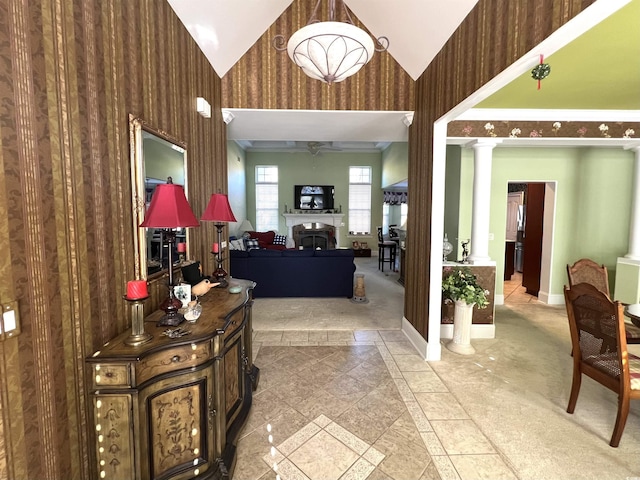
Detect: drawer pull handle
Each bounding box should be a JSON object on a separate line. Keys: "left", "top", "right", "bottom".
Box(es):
{"left": 171, "top": 355, "right": 181, "bottom": 363}
{"left": 105, "top": 371, "right": 114, "bottom": 378}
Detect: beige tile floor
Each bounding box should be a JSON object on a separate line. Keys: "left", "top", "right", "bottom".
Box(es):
{"left": 234, "top": 258, "right": 640, "bottom": 480}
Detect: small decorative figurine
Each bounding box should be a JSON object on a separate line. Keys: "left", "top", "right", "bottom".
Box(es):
{"left": 461, "top": 239, "right": 470, "bottom": 264}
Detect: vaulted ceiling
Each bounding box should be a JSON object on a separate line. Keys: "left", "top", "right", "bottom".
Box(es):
{"left": 167, "top": 0, "right": 639, "bottom": 150}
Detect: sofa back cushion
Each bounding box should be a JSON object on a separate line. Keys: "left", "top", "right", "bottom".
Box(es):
{"left": 282, "top": 249, "right": 314, "bottom": 257}
{"left": 314, "top": 249, "right": 355, "bottom": 258}
{"left": 248, "top": 248, "right": 283, "bottom": 257}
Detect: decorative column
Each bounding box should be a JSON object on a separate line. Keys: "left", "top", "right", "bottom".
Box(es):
{"left": 625, "top": 146, "right": 640, "bottom": 260}
{"left": 615, "top": 144, "right": 640, "bottom": 303}
{"left": 467, "top": 140, "right": 500, "bottom": 264}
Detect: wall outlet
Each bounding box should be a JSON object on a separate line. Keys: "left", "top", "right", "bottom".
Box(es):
{"left": 488, "top": 233, "right": 494, "bottom": 240}
{"left": 221, "top": 241, "right": 227, "bottom": 249}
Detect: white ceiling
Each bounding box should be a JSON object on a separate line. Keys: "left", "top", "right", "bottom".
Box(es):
{"left": 167, "top": 0, "right": 479, "bottom": 80}
{"left": 169, "top": 0, "right": 636, "bottom": 153}
{"left": 167, "top": 0, "right": 478, "bottom": 152}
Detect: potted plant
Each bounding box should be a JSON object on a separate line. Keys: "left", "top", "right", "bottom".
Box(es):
{"left": 442, "top": 267, "right": 490, "bottom": 308}
{"left": 442, "top": 267, "right": 490, "bottom": 355}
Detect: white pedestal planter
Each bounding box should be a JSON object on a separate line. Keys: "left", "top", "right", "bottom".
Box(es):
{"left": 446, "top": 299, "right": 476, "bottom": 355}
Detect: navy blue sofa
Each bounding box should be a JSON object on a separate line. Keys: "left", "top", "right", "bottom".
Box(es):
{"left": 229, "top": 248, "right": 355, "bottom": 298}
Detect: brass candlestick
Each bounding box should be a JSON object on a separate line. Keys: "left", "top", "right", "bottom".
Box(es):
{"left": 123, "top": 295, "right": 153, "bottom": 346}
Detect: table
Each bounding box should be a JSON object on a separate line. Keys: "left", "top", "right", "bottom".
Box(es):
{"left": 624, "top": 303, "right": 640, "bottom": 328}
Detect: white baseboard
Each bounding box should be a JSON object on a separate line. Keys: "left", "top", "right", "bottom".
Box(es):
{"left": 544, "top": 293, "right": 564, "bottom": 305}
{"left": 440, "top": 323, "right": 495, "bottom": 339}
{"left": 402, "top": 317, "right": 441, "bottom": 361}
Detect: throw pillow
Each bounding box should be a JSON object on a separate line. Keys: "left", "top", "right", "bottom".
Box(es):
{"left": 248, "top": 230, "right": 276, "bottom": 248}
{"left": 229, "top": 239, "right": 245, "bottom": 251}
{"left": 273, "top": 234, "right": 287, "bottom": 246}
{"left": 244, "top": 238, "right": 260, "bottom": 250}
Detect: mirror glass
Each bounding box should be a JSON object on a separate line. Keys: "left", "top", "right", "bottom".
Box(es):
{"left": 130, "top": 115, "right": 188, "bottom": 279}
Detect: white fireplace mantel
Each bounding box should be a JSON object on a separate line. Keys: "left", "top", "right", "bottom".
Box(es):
{"left": 283, "top": 213, "right": 345, "bottom": 247}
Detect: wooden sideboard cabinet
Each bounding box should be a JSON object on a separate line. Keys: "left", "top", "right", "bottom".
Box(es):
{"left": 86, "top": 279, "right": 259, "bottom": 480}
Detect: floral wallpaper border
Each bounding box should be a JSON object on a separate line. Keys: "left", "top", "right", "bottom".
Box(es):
{"left": 448, "top": 121, "right": 639, "bottom": 139}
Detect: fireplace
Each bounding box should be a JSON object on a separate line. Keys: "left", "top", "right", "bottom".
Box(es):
{"left": 293, "top": 224, "right": 334, "bottom": 249}
{"left": 283, "top": 213, "right": 344, "bottom": 247}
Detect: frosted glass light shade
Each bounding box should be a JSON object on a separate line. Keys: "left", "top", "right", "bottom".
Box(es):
{"left": 287, "top": 21, "right": 375, "bottom": 84}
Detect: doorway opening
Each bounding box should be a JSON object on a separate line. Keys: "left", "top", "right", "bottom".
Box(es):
{"left": 503, "top": 182, "right": 556, "bottom": 305}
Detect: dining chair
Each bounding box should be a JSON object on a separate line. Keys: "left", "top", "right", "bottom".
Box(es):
{"left": 567, "top": 258, "right": 640, "bottom": 344}
{"left": 377, "top": 226, "right": 397, "bottom": 272}
{"left": 563, "top": 282, "right": 640, "bottom": 447}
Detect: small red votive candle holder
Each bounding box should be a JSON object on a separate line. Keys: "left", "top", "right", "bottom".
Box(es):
{"left": 126, "top": 280, "right": 148, "bottom": 300}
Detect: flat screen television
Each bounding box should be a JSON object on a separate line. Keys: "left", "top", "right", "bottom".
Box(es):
{"left": 294, "top": 185, "right": 334, "bottom": 210}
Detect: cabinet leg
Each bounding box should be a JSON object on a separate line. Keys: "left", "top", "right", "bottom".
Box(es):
{"left": 248, "top": 365, "right": 260, "bottom": 391}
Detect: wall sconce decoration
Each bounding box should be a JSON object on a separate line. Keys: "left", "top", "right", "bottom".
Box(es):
{"left": 140, "top": 178, "right": 200, "bottom": 326}
{"left": 201, "top": 193, "right": 237, "bottom": 287}
{"left": 196, "top": 97, "right": 211, "bottom": 118}
{"left": 0, "top": 300, "right": 20, "bottom": 341}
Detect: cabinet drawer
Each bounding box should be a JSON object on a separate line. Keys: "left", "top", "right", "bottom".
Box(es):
{"left": 136, "top": 341, "right": 211, "bottom": 385}
{"left": 92, "top": 363, "right": 131, "bottom": 389}
{"left": 224, "top": 309, "right": 245, "bottom": 342}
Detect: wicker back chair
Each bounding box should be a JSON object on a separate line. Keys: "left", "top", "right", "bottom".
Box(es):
{"left": 564, "top": 282, "right": 640, "bottom": 447}
{"left": 566, "top": 258, "right": 611, "bottom": 295}
{"left": 567, "top": 258, "right": 640, "bottom": 344}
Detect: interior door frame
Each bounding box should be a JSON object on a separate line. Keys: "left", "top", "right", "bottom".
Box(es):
{"left": 538, "top": 181, "right": 557, "bottom": 304}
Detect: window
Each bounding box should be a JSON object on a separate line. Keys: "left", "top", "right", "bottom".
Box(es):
{"left": 400, "top": 203, "right": 408, "bottom": 228}
{"left": 255, "top": 166, "right": 278, "bottom": 231}
{"left": 349, "top": 166, "right": 371, "bottom": 234}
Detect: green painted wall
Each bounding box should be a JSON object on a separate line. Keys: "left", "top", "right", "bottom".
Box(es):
{"left": 452, "top": 146, "right": 633, "bottom": 297}
{"left": 444, "top": 146, "right": 463, "bottom": 260}
{"left": 245, "top": 150, "right": 384, "bottom": 247}
{"left": 381, "top": 143, "right": 409, "bottom": 188}
{"left": 227, "top": 141, "right": 247, "bottom": 237}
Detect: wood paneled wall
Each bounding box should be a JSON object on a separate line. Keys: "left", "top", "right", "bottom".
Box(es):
{"left": 405, "top": 0, "right": 596, "bottom": 340}
{"left": 0, "top": 1, "right": 226, "bottom": 478}
{"left": 221, "top": 0, "right": 414, "bottom": 111}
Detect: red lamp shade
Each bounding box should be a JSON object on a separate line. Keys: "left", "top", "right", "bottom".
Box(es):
{"left": 140, "top": 183, "right": 199, "bottom": 228}
{"left": 201, "top": 193, "right": 237, "bottom": 223}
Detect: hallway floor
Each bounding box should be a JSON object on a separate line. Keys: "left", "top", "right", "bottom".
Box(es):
{"left": 234, "top": 257, "right": 640, "bottom": 480}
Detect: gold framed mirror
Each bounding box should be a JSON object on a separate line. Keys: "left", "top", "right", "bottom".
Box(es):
{"left": 130, "top": 114, "right": 188, "bottom": 279}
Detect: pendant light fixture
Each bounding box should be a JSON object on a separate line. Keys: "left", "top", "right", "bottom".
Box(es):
{"left": 273, "top": 0, "right": 389, "bottom": 85}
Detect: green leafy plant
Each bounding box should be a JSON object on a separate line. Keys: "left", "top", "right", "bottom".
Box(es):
{"left": 442, "top": 267, "right": 490, "bottom": 308}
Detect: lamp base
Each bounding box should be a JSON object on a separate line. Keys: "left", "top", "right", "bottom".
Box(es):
{"left": 157, "top": 295, "right": 184, "bottom": 327}
{"left": 124, "top": 332, "right": 153, "bottom": 346}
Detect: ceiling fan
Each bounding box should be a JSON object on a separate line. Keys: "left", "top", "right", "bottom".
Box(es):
{"left": 306, "top": 141, "right": 342, "bottom": 156}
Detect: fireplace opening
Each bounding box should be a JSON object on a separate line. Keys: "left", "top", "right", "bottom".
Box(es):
{"left": 293, "top": 223, "right": 335, "bottom": 249}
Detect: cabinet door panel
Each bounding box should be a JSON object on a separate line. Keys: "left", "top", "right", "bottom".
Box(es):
{"left": 93, "top": 394, "right": 135, "bottom": 480}
{"left": 224, "top": 334, "right": 244, "bottom": 425}
{"left": 140, "top": 369, "right": 213, "bottom": 480}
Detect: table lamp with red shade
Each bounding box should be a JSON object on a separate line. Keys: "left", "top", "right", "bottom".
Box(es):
{"left": 201, "top": 193, "right": 237, "bottom": 287}
{"left": 140, "top": 177, "right": 199, "bottom": 326}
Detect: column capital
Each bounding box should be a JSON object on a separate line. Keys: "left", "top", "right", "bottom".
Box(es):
{"left": 623, "top": 141, "right": 640, "bottom": 153}
{"left": 465, "top": 138, "right": 503, "bottom": 149}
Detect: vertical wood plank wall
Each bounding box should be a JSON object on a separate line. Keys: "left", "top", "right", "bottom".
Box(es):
{"left": 0, "top": 0, "right": 226, "bottom": 478}
{"left": 0, "top": 0, "right": 597, "bottom": 478}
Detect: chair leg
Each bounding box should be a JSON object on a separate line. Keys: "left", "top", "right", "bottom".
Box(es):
{"left": 566, "top": 368, "right": 581, "bottom": 414}
{"left": 610, "top": 395, "right": 630, "bottom": 447}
